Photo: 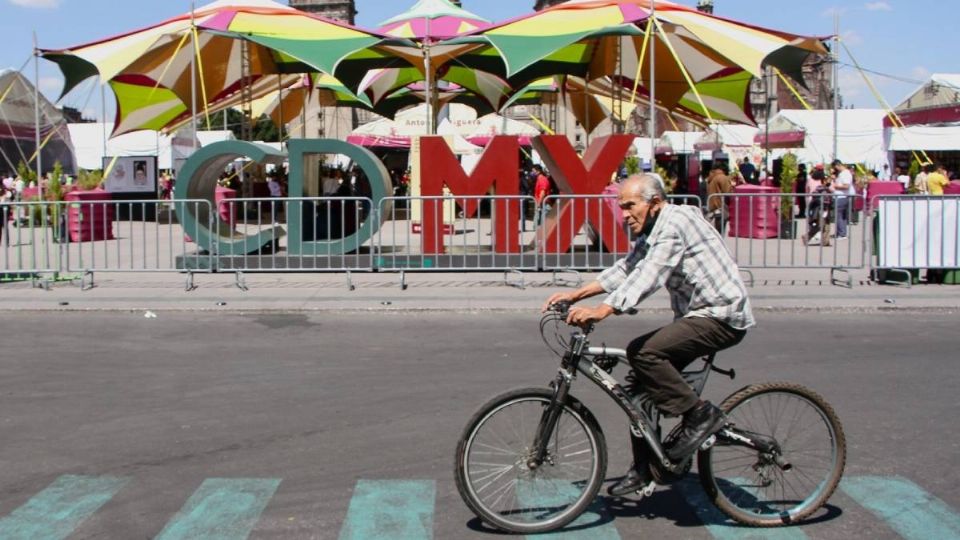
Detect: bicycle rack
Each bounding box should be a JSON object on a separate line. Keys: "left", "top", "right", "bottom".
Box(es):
{"left": 830, "top": 267, "right": 854, "bottom": 289}
{"left": 234, "top": 270, "right": 249, "bottom": 292}
{"left": 503, "top": 269, "right": 525, "bottom": 290}
{"left": 551, "top": 268, "right": 583, "bottom": 288}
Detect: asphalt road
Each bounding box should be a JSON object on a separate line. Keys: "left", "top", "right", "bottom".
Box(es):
{"left": 0, "top": 311, "right": 957, "bottom": 539}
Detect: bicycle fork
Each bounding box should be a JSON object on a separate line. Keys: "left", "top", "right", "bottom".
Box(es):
{"left": 529, "top": 371, "right": 572, "bottom": 469}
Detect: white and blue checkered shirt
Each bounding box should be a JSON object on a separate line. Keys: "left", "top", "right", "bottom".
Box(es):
{"left": 598, "top": 204, "right": 756, "bottom": 330}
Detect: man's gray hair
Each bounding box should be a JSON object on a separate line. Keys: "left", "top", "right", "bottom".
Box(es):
{"left": 625, "top": 174, "right": 666, "bottom": 202}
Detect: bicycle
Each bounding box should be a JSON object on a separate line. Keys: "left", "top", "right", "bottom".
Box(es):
{"left": 455, "top": 302, "right": 846, "bottom": 534}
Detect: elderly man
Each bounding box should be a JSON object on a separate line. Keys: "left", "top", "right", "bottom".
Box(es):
{"left": 543, "top": 174, "right": 755, "bottom": 496}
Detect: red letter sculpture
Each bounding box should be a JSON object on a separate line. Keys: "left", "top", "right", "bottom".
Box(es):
{"left": 419, "top": 136, "right": 520, "bottom": 254}
{"left": 533, "top": 135, "right": 634, "bottom": 254}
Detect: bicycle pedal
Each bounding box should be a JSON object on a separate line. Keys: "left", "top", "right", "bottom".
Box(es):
{"left": 700, "top": 435, "right": 717, "bottom": 451}
{"left": 635, "top": 481, "right": 656, "bottom": 498}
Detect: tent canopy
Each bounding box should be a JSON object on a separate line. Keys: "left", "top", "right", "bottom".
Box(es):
{"left": 67, "top": 123, "right": 199, "bottom": 170}
{"left": 347, "top": 103, "right": 538, "bottom": 148}
{"left": 694, "top": 124, "right": 759, "bottom": 151}
{"left": 656, "top": 131, "right": 702, "bottom": 155}
{"left": 888, "top": 125, "right": 960, "bottom": 152}
{"left": 755, "top": 109, "right": 887, "bottom": 169}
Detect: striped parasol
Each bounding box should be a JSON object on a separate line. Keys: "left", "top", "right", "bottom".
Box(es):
{"left": 40, "top": 0, "right": 408, "bottom": 136}
{"left": 442, "top": 0, "right": 829, "bottom": 125}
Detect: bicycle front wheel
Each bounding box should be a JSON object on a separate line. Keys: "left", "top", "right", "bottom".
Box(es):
{"left": 454, "top": 387, "right": 607, "bottom": 534}
{"left": 698, "top": 382, "right": 846, "bottom": 527}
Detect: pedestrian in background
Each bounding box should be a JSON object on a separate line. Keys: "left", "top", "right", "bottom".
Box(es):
{"left": 738, "top": 157, "right": 757, "bottom": 185}
{"left": 927, "top": 165, "right": 949, "bottom": 195}
{"left": 706, "top": 166, "right": 732, "bottom": 233}
{"left": 533, "top": 165, "right": 551, "bottom": 226}
{"left": 915, "top": 165, "right": 930, "bottom": 194}
{"left": 831, "top": 160, "right": 853, "bottom": 239}
{"left": 796, "top": 163, "right": 808, "bottom": 219}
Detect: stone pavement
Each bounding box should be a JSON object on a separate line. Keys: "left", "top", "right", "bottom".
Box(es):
{"left": 0, "top": 267, "right": 957, "bottom": 312}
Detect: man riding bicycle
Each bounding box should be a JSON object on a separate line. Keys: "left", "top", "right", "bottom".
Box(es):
{"left": 543, "top": 174, "right": 755, "bottom": 497}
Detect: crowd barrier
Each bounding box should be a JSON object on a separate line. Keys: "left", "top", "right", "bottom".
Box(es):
{"left": 375, "top": 195, "right": 538, "bottom": 287}
{"left": 7, "top": 192, "right": 956, "bottom": 290}
{"left": 706, "top": 192, "right": 868, "bottom": 285}
{"left": 871, "top": 195, "right": 960, "bottom": 286}
{"left": 1, "top": 200, "right": 214, "bottom": 290}
{"left": 215, "top": 196, "right": 376, "bottom": 290}
{"left": 536, "top": 194, "right": 703, "bottom": 275}
{"left": 1, "top": 202, "right": 62, "bottom": 284}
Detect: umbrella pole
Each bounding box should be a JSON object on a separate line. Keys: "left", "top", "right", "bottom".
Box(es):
{"left": 584, "top": 78, "right": 590, "bottom": 148}
{"left": 277, "top": 75, "right": 283, "bottom": 144}
{"left": 33, "top": 31, "right": 42, "bottom": 197}
{"left": 832, "top": 11, "right": 839, "bottom": 162}
{"left": 424, "top": 36, "right": 434, "bottom": 134}
{"left": 648, "top": 8, "right": 657, "bottom": 170}
{"left": 190, "top": 1, "right": 198, "bottom": 151}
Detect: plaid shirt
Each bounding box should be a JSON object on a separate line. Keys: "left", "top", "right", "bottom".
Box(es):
{"left": 598, "top": 204, "right": 755, "bottom": 330}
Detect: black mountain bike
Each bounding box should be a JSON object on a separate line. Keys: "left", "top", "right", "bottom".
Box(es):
{"left": 455, "top": 303, "right": 846, "bottom": 534}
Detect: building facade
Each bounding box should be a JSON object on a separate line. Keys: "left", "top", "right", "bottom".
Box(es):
{"left": 288, "top": 0, "right": 359, "bottom": 139}
{"left": 288, "top": 0, "right": 356, "bottom": 24}
{"left": 749, "top": 57, "right": 836, "bottom": 125}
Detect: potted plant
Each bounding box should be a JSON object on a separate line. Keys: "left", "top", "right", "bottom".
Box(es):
{"left": 45, "top": 161, "right": 68, "bottom": 242}
{"left": 65, "top": 168, "right": 114, "bottom": 242}
{"left": 778, "top": 153, "right": 799, "bottom": 239}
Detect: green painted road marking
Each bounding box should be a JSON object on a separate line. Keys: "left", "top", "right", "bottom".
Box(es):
{"left": 338, "top": 480, "right": 435, "bottom": 540}
{"left": 516, "top": 479, "right": 621, "bottom": 539}
{"left": 674, "top": 477, "right": 808, "bottom": 539}
{"left": 0, "top": 475, "right": 128, "bottom": 540}
{"left": 155, "top": 478, "right": 281, "bottom": 540}
{"left": 842, "top": 476, "right": 960, "bottom": 540}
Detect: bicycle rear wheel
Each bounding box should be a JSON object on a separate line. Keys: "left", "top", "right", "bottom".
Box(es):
{"left": 698, "top": 382, "right": 846, "bottom": 526}
{"left": 454, "top": 387, "right": 607, "bottom": 534}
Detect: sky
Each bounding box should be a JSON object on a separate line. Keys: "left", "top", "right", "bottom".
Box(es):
{"left": 0, "top": 0, "right": 953, "bottom": 122}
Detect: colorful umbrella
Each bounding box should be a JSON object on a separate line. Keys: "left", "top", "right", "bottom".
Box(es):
{"left": 366, "top": 0, "right": 501, "bottom": 132}
{"left": 443, "top": 0, "right": 828, "bottom": 125}
{"left": 41, "top": 0, "right": 410, "bottom": 135}
{"left": 378, "top": 0, "right": 490, "bottom": 41}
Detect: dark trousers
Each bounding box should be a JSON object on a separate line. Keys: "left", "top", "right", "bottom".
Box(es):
{"left": 625, "top": 316, "right": 746, "bottom": 469}
{"left": 835, "top": 198, "right": 850, "bottom": 237}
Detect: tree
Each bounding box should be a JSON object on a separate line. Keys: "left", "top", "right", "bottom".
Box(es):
{"left": 208, "top": 110, "right": 287, "bottom": 142}
{"left": 779, "top": 153, "right": 799, "bottom": 221}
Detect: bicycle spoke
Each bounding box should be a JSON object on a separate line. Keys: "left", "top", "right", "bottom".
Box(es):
{"left": 706, "top": 387, "right": 843, "bottom": 525}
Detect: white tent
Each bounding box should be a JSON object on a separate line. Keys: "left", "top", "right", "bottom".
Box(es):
{"left": 462, "top": 113, "right": 540, "bottom": 146}
{"left": 695, "top": 125, "right": 759, "bottom": 150}
{"left": 631, "top": 137, "right": 654, "bottom": 167}
{"left": 656, "top": 131, "right": 702, "bottom": 155}
{"left": 67, "top": 123, "right": 200, "bottom": 171}
{"left": 347, "top": 103, "right": 538, "bottom": 149}
{"left": 758, "top": 109, "right": 888, "bottom": 170}
{"left": 884, "top": 74, "right": 960, "bottom": 159}
{"left": 888, "top": 126, "right": 960, "bottom": 152}
{"left": 197, "top": 130, "right": 236, "bottom": 147}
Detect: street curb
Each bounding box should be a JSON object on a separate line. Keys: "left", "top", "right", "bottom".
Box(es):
{"left": 0, "top": 306, "right": 956, "bottom": 315}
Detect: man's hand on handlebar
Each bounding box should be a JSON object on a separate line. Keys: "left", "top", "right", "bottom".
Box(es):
{"left": 542, "top": 292, "right": 579, "bottom": 313}
{"left": 566, "top": 304, "right": 615, "bottom": 328}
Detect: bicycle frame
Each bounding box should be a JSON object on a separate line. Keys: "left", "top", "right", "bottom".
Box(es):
{"left": 533, "top": 328, "right": 782, "bottom": 474}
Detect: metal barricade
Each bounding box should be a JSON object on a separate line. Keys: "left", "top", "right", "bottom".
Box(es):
{"left": 538, "top": 194, "right": 702, "bottom": 275}
{"left": 214, "top": 197, "right": 375, "bottom": 289}
{"left": 375, "top": 196, "right": 539, "bottom": 281}
{"left": 62, "top": 199, "right": 215, "bottom": 290}
{"left": 707, "top": 192, "right": 867, "bottom": 284}
{"left": 0, "top": 201, "right": 62, "bottom": 285}
{"left": 871, "top": 195, "right": 960, "bottom": 286}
